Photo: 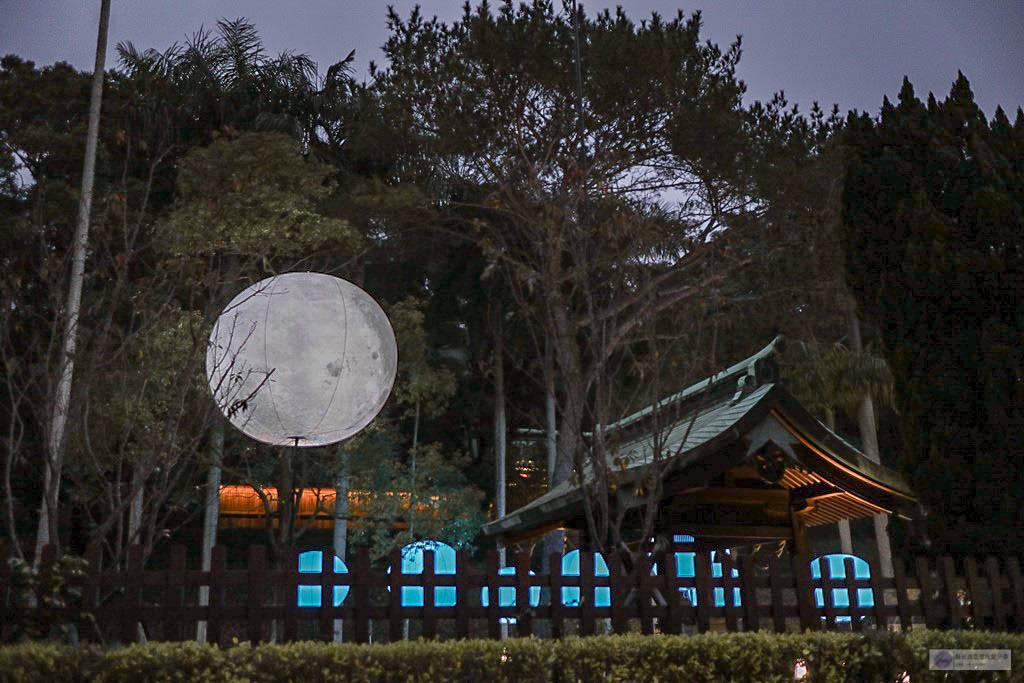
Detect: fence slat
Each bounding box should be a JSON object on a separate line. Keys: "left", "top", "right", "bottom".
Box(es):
{"left": 163, "top": 545, "right": 186, "bottom": 641}
{"left": 81, "top": 543, "right": 102, "bottom": 642}
{"left": 940, "top": 556, "right": 961, "bottom": 629}
{"left": 549, "top": 552, "right": 565, "bottom": 638}
{"left": 516, "top": 551, "right": 533, "bottom": 637}
{"left": 422, "top": 549, "right": 437, "bottom": 639}
{"left": 768, "top": 555, "right": 787, "bottom": 633}
{"left": 843, "top": 557, "right": 862, "bottom": 632}
{"left": 351, "top": 549, "right": 370, "bottom": 644}
{"left": 579, "top": 551, "right": 596, "bottom": 636}
{"left": 965, "top": 557, "right": 985, "bottom": 628}
{"left": 207, "top": 545, "right": 226, "bottom": 645}
{"left": 793, "top": 552, "right": 819, "bottom": 632}
{"left": 865, "top": 554, "right": 888, "bottom": 631}
{"left": 455, "top": 550, "right": 471, "bottom": 639}
{"left": 485, "top": 551, "right": 501, "bottom": 640}
{"left": 984, "top": 556, "right": 1006, "bottom": 631}
{"left": 694, "top": 552, "right": 713, "bottom": 633}
{"left": 818, "top": 557, "right": 838, "bottom": 631}
{"left": 721, "top": 553, "right": 739, "bottom": 632}
{"left": 247, "top": 545, "right": 267, "bottom": 644}
{"left": 282, "top": 548, "right": 299, "bottom": 642}
{"left": 739, "top": 555, "right": 760, "bottom": 632}
{"left": 609, "top": 553, "right": 629, "bottom": 635}
{"left": 1006, "top": 557, "right": 1024, "bottom": 631}
{"left": 318, "top": 550, "right": 336, "bottom": 642}
{"left": 122, "top": 545, "right": 144, "bottom": 644}
{"left": 388, "top": 548, "right": 403, "bottom": 643}
{"left": 892, "top": 557, "right": 913, "bottom": 631}
{"left": 14, "top": 543, "right": 1024, "bottom": 642}
{"left": 662, "top": 551, "right": 684, "bottom": 635}
{"left": 915, "top": 557, "right": 937, "bottom": 629}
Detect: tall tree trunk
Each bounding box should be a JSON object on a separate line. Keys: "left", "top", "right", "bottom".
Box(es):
{"left": 826, "top": 408, "right": 855, "bottom": 555}
{"left": 36, "top": 0, "right": 111, "bottom": 564}
{"left": 127, "top": 470, "right": 144, "bottom": 546}
{"left": 332, "top": 453, "right": 349, "bottom": 642}
{"left": 197, "top": 420, "right": 223, "bottom": 642}
{"left": 493, "top": 319, "right": 507, "bottom": 638}
{"left": 544, "top": 339, "right": 557, "bottom": 488}
{"left": 541, "top": 336, "right": 563, "bottom": 580}
{"left": 849, "top": 310, "right": 895, "bottom": 577}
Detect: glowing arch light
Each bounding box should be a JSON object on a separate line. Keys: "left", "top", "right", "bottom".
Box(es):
{"left": 481, "top": 566, "right": 541, "bottom": 623}
{"left": 560, "top": 550, "right": 611, "bottom": 607}
{"left": 297, "top": 550, "right": 349, "bottom": 606}
{"left": 391, "top": 540, "right": 457, "bottom": 607}
{"left": 672, "top": 548, "right": 741, "bottom": 607}
{"left": 810, "top": 553, "right": 873, "bottom": 622}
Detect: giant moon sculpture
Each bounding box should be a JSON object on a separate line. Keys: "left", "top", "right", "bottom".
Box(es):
{"left": 206, "top": 272, "right": 397, "bottom": 447}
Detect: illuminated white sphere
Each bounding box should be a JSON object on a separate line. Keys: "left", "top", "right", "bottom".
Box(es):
{"left": 206, "top": 272, "right": 397, "bottom": 447}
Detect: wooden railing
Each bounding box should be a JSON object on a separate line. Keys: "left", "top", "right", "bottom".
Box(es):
{"left": 3, "top": 544, "right": 1023, "bottom": 644}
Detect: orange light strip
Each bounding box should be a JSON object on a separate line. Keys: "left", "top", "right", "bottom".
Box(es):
{"left": 771, "top": 409, "right": 916, "bottom": 504}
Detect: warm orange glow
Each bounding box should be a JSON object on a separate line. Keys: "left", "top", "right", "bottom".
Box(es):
{"left": 771, "top": 409, "right": 915, "bottom": 503}
{"left": 218, "top": 485, "right": 438, "bottom": 530}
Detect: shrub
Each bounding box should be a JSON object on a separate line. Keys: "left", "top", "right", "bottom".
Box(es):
{"left": 0, "top": 631, "right": 1022, "bottom": 682}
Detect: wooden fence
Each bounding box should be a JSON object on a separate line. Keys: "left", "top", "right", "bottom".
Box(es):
{"left": 3, "top": 544, "right": 1024, "bottom": 644}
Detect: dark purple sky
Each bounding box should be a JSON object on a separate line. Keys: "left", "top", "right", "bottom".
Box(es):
{"left": 2, "top": 0, "right": 1022, "bottom": 119}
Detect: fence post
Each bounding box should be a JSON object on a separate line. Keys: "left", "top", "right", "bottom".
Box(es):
{"left": 453, "top": 550, "right": 470, "bottom": 639}
{"left": 549, "top": 552, "right": 564, "bottom": 638}
{"left": 1005, "top": 557, "right": 1024, "bottom": 631}
{"left": 207, "top": 545, "right": 226, "bottom": 645}
{"left": 767, "top": 556, "right": 787, "bottom": 633}
{"left": 915, "top": 557, "right": 938, "bottom": 629}
{"left": 940, "top": 556, "right": 962, "bottom": 629}
{"left": 282, "top": 548, "right": 300, "bottom": 642}
{"left": 694, "top": 552, "right": 713, "bottom": 633}
{"left": 388, "top": 548, "right": 403, "bottom": 642}
{"left": 663, "top": 551, "right": 685, "bottom": 635}
{"left": 247, "top": 545, "right": 266, "bottom": 644}
{"left": 817, "top": 557, "right": 838, "bottom": 631}
{"left": 119, "top": 545, "right": 144, "bottom": 644}
{"left": 485, "top": 551, "right": 501, "bottom": 640}
{"left": 792, "top": 552, "right": 819, "bottom": 632}
{"left": 892, "top": 557, "right": 913, "bottom": 631}
{"left": 351, "top": 549, "right": 370, "bottom": 644}
{"left": 740, "top": 555, "right": 760, "bottom": 632}
{"left": 865, "top": 554, "right": 888, "bottom": 631}
{"left": 163, "top": 545, "right": 186, "bottom": 641}
{"left": 319, "top": 550, "right": 336, "bottom": 642}
{"left": 984, "top": 556, "right": 1006, "bottom": 631}
{"left": 843, "top": 556, "right": 862, "bottom": 632}
{"left": 964, "top": 557, "right": 985, "bottom": 628}
{"left": 579, "top": 551, "right": 596, "bottom": 636}
{"left": 516, "top": 550, "right": 533, "bottom": 637}
{"left": 422, "top": 549, "right": 437, "bottom": 639}
{"left": 721, "top": 553, "right": 739, "bottom": 632}
{"left": 81, "top": 543, "right": 102, "bottom": 642}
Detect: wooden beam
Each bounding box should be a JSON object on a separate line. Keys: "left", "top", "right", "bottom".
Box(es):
{"left": 790, "top": 482, "right": 843, "bottom": 502}
{"left": 672, "top": 524, "right": 793, "bottom": 540}
{"left": 500, "top": 519, "right": 572, "bottom": 546}
{"left": 671, "top": 487, "right": 790, "bottom": 507}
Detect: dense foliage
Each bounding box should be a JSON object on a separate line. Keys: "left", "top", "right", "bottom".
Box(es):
{"left": 842, "top": 75, "right": 1024, "bottom": 556}
{"left": 2, "top": 2, "right": 1019, "bottom": 578}
{"left": 0, "top": 632, "right": 1021, "bottom": 682}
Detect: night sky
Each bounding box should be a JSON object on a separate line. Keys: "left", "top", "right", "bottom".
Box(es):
{"left": 2, "top": 0, "right": 1022, "bottom": 120}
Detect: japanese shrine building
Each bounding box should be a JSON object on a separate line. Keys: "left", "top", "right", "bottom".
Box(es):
{"left": 482, "top": 337, "right": 920, "bottom": 556}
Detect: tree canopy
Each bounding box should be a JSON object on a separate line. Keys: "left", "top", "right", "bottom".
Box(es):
{"left": 842, "top": 74, "right": 1024, "bottom": 555}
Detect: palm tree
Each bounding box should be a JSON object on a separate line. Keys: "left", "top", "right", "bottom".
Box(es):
{"left": 781, "top": 322, "right": 896, "bottom": 574}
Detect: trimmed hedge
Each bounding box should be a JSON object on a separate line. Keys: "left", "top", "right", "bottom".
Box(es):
{"left": 1, "top": 631, "right": 1022, "bottom": 682}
